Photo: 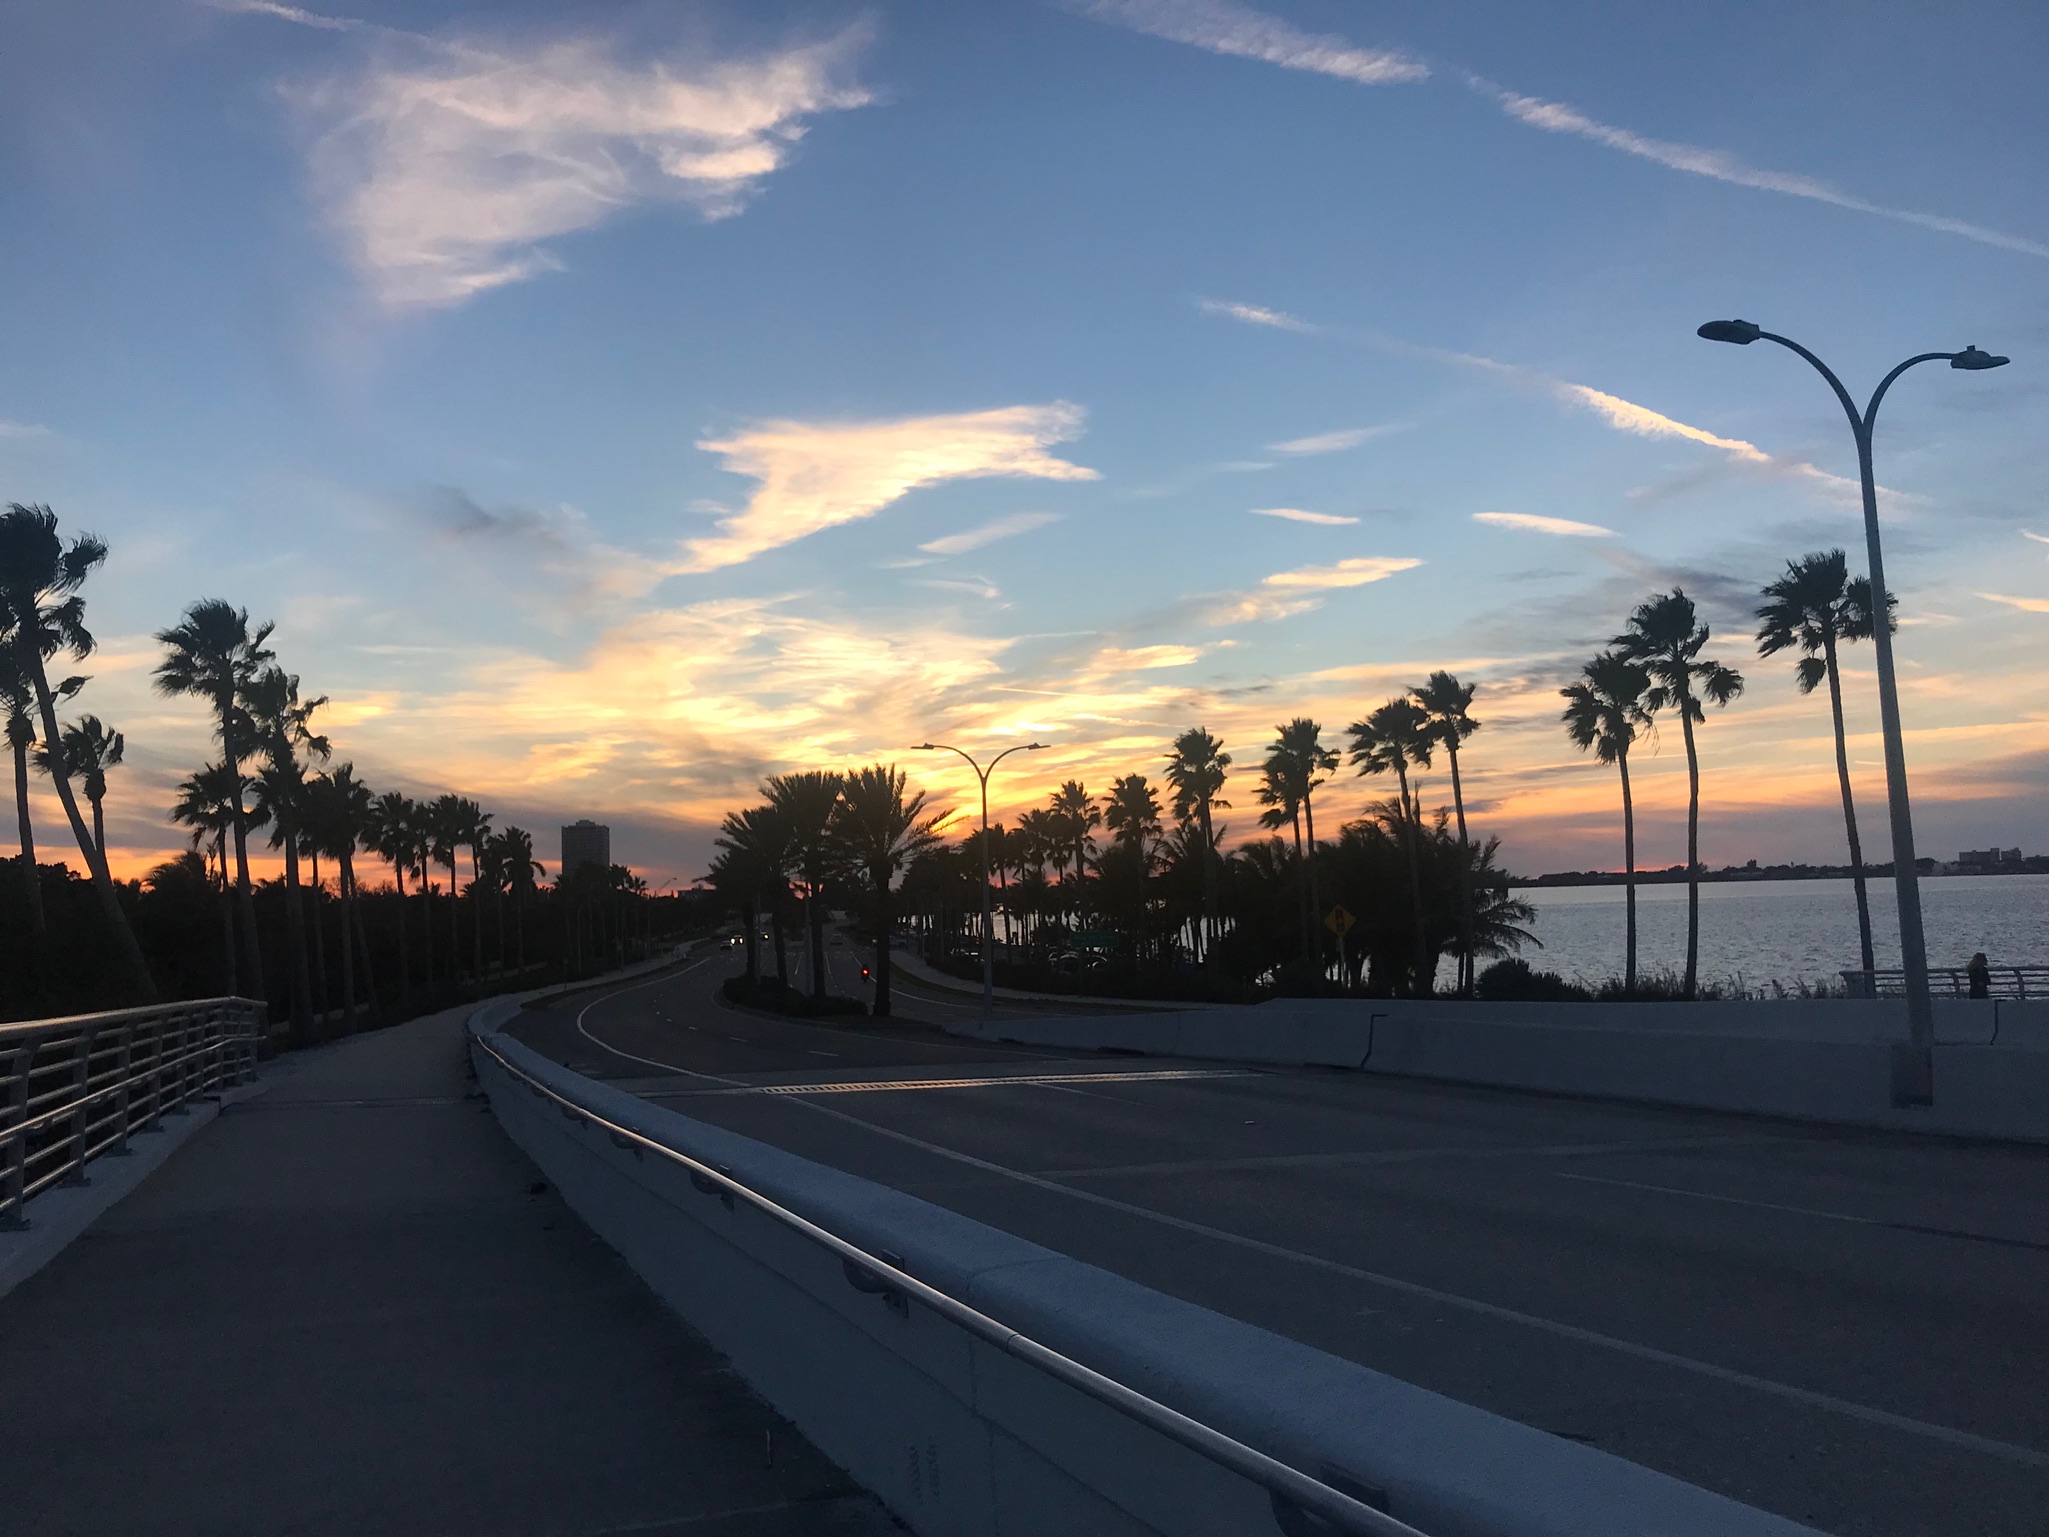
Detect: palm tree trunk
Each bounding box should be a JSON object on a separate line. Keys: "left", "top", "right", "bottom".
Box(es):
{"left": 515, "top": 885, "right": 526, "bottom": 971}
{"left": 215, "top": 831, "right": 236, "bottom": 994}
{"left": 808, "top": 869, "right": 826, "bottom": 996}
{"left": 1302, "top": 792, "right": 1322, "bottom": 976}
{"left": 447, "top": 861, "right": 460, "bottom": 981}
{"left": 1199, "top": 803, "right": 1218, "bottom": 964}
{"left": 11, "top": 736, "right": 43, "bottom": 937}
{"left": 743, "top": 894, "right": 760, "bottom": 982}
{"left": 1289, "top": 808, "right": 1307, "bottom": 958}
{"left": 771, "top": 899, "right": 789, "bottom": 986}
{"left": 336, "top": 853, "right": 355, "bottom": 1024}
{"left": 872, "top": 875, "right": 893, "bottom": 1017}
{"left": 218, "top": 690, "right": 264, "bottom": 1000}
{"left": 392, "top": 864, "right": 410, "bottom": 1000}
{"left": 23, "top": 648, "right": 155, "bottom": 1001}
{"left": 1822, "top": 639, "right": 1876, "bottom": 976}
{"left": 89, "top": 792, "right": 105, "bottom": 857}
{"left": 420, "top": 875, "right": 434, "bottom": 986}
{"left": 281, "top": 830, "right": 313, "bottom": 1036}
{"left": 1394, "top": 764, "right": 1429, "bottom": 995}
{"left": 308, "top": 849, "right": 330, "bottom": 1020}
{"left": 1446, "top": 742, "right": 1475, "bottom": 997}
{"left": 496, "top": 885, "right": 507, "bottom": 977}
{"left": 1680, "top": 710, "right": 1701, "bottom": 1000}
{"left": 471, "top": 848, "right": 483, "bottom": 979}
{"left": 1619, "top": 747, "right": 1637, "bottom": 998}
{"left": 352, "top": 872, "right": 378, "bottom": 1012}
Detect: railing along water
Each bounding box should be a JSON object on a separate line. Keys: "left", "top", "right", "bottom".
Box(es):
{"left": 1, "top": 998, "right": 265, "bottom": 1228}
{"left": 1841, "top": 965, "right": 2049, "bottom": 999}
{"left": 471, "top": 1029, "right": 1425, "bottom": 1537}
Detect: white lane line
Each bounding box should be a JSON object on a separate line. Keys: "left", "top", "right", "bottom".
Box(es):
{"left": 573, "top": 958, "right": 738, "bottom": 1084}
{"left": 1043, "top": 1132, "right": 1776, "bottom": 1182}
{"left": 780, "top": 1096, "right": 2049, "bottom": 1472}
{"left": 1558, "top": 1171, "right": 2049, "bottom": 1253}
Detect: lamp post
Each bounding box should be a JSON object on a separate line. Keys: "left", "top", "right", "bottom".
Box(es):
{"left": 915, "top": 739, "right": 1050, "bottom": 1021}
{"left": 1697, "top": 320, "right": 2008, "bottom": 1107}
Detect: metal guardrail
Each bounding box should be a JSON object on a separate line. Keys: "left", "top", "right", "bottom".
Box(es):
{"left": 1842, "top": 966, "right": 2049, "bottom": 1000}
{"left": 1, "top": 998, "right": 265, "bottom": 1229}
{"left": 471, "top": 1029, "right": 1424, "bottom": 1537}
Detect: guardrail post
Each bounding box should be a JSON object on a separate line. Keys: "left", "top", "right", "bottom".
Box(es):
{"left": 110, "top": 1022, "right": 136, "bottom": 1157}
{"left": 1, "top": 1044, "right": 29, "bottom": 1229}
{"left": 64, "top": 1030, "right": 93, "bottom": 1186}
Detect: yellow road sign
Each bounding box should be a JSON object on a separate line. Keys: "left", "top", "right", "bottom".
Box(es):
{"left": 1324, "top": 904, "right": 1355, "bottom": 936}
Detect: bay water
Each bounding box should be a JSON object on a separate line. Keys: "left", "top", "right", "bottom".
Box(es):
{"left": 1515, "top": 873, "right": 2049, "bottom": 992}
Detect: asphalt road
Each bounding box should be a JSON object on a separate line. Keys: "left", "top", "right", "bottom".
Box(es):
{"left": 505, "top": 948, "right": 2049, "bottom": 1537}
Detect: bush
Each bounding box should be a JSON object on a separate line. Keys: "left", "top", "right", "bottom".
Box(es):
{"left": 721, "top": 974, "right": 868, "bottom": 1018}
{"left": 1475, "top": 958, "right": 1590, "bottom": 1002}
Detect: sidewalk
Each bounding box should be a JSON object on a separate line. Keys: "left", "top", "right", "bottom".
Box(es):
{"left": 0, "top": 1002, "right": 895, "bottom": 1536}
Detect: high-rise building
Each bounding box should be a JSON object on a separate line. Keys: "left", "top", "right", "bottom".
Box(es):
{"left": 561, "top": 820, "right": 611, "bottom": 877}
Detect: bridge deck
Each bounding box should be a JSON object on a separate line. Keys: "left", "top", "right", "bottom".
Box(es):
{"left": 0, "top": 1002, "right": 894, "bottom": 1537}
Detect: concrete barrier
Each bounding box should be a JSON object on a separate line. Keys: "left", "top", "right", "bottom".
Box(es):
{"left": 947, "top": 996, "right": 2049, "bottom": 1142}
{"left": 469, "top": 1000, "right": 1818, "bottom": 1537}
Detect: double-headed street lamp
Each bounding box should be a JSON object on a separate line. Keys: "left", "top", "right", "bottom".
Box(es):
{"left": 1697, "top": 319, "right": 2008, "bottom": 1107}
{"left": 915, "top": 739, "right": 1050, "bottom": 1020}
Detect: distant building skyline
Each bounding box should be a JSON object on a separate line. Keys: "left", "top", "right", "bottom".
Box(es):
{"left": 561, "top": 821, "right": 612, "bottom": 879}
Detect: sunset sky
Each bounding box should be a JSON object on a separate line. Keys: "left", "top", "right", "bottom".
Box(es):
{"left": 3, "top": 0, "right": 2044, "bottom": 889}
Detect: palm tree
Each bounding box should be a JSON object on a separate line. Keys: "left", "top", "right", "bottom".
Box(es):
{"left": 1254, "top": 756, "right": 1307, "bottom": 954}
{"left": 1049, "top": 780, "right": 1099, "bottom": 930}
{"left": 35, "top": 715, "right": 125, "bottom": 857}
{"left": 1412, "top": 673, "right": 1481, "bottom": 996}
{"left": 1615, "top": 588, "right": 1744, "bottom": 999}
{"left": 1348, "top": 699, "right": 1434, "bottom": 993}
{"left": 1561, "top": 652, "right": 1653, "bottom": 996}
{"left": 155, "top": 597, "right": 274, "bottom": 997}
{"left": 171, "top": 761, "right": 247, "bottom": 993}
{"left": 1, "top": 651, "right": 44, "bottom": 937}
{"left": 1756, "top": 550, "right": 1893, "bottom": 979}
{"left": 714, "top": 805, "right": 794, "bottom": 984}
{"left": 0, "top": 504, "right": 154, "bottom": 999}
{"left": 406, "top": 798, "right": 441, "bottom": 983}
{"left": 495, "top": 826, "right": 544, "bottom": 970}
{"left": 365, "top": 790, "right": 418, "bottom": 997}
{"left": 307, "top": 765, "right": 377, "bottom": 1021}
{"left": 766, "top": 770, "right": 845, "bottom": 996}
{"left": 1104, "top": 774, "right": 1164, "bottom": 959}
{"left": 244, "top": 665, "right": 330, "bottom": 1033}
{"left": 429, "top": 793, "right": 466, "bottom": 979}
{"left": 456, "top": 797, "right": 492, "bottom": 980}
{"left": 1266, "top": 719, "right": 1338, "bottom": 967}
{"left": 1164, "top": 727, "right": 1231, "bottom": 960}
{"left": 830, "top": 764, "right": 946, "bottom": 1017}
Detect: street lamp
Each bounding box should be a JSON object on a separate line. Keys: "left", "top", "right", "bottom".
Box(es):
{"left": 915, "top": 739, "right": 1051, "bottom": 1020}
{"left": 1697, "top": 319, "right": 2008, "bottom": 1107}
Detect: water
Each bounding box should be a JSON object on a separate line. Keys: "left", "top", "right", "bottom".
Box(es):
{"left": 1517, "top": 874, "right": 2049, "bottom": 991}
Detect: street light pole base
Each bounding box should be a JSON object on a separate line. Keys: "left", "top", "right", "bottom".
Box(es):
{"left": 1889, "top": 1042, "right": 1933, "bottom": 1108}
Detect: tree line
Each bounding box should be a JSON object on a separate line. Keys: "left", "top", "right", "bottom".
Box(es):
{"left": 2, "top": 503, "right": 672, "bottom": 1025}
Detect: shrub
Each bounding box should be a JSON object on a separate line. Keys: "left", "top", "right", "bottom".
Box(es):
{"left": 1475, "top": 957, "right": 1591, "bottom": 1002}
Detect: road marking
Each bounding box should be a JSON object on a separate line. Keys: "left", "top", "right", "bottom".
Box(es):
{"left": 1043, "top": 1132, "right": 1776, "bottom": 1181}
{"left": 725, "top": 1068, "right": 1248, "bottom": 1097}
{"left": 573, "top": 959, "right": 736, "bottom": 1083}
{"left": 780, "top": 1097, "right": 2049, "bottom": 1472}
{"left": 1558, "top": 1171, "right": 2049, "bottom": 1253}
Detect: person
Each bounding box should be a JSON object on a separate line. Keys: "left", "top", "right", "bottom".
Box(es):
{"left": 1967, "top": 952, "right": 1991, "bottom": 999}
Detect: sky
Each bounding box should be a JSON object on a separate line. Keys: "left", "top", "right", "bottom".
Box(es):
{"left": 2, "top": 0, "right": 2044, "bottom": 889}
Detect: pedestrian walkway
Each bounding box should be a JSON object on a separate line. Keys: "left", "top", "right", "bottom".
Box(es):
{"left": 0, "top": 1002, "right": 897, "bottom": 1537}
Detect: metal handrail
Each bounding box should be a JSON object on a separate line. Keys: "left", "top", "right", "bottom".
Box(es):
{"left": 473, "top": 1031, "right": 1421, "bottom": 1536}
{"left": 1842, "top": 966, "right": 2049, "bottom": 1000}
{"left": 2, "top": 998, "right": 265, "bottom": 1228}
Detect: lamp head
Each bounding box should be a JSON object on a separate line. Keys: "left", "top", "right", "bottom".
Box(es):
{"left": 1951, "top": 346, "right": 2009, "bottom": 371}
{"left": 1027, "top": 741, "right": 1050, "bottom": 751}
{"left": 914, "top": 742, "right": 936, "bottom": 751}
{"left": 1697, "top": 319, "right": 1763, "bottom": 345}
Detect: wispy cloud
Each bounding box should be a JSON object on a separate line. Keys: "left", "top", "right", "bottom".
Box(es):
{"left": 1267, "top": 425, "right": 1397, "bottom": 456}
{"left": 1197, "top": 297, "right": 1317, "bottom": 333}
{"left": 1262, "top": 556, "right": 1421, "bottom": 590}
{"left": 1087, "top": 644, "right": 1206, "bottom": 673}
{"left": 297, "top": 26, "right": 873, "bottom": 306}
{"left": 685, "top": 403, "right": 1098, "bottom": 573}
{"left": 208, "top": 0, "right": 362, "bottom": 29}
{"left": 0, "top": 420, "right": 53, "bottom": 441}
{"left": 2023, "top": 530, "right": 2049, "bottom": 548}
{"left": 1981, "top": 592, "right": 2049, "bottom": 614}
{"left": 1251, "top": 507, "right": 1357, "bottom": 526}
{"left": 1474, "top": 511, "right": 1614, "bottom": 538}
{"left": 919, "top": 510, "right": 1062, "bottom": 557}
{"left": 913, "top": 575, "right": 1004, "bottom": 600}
{"left": 1081, "top": 0, "right": 1426, "bottom": 86}
{"left": 1473, "top": 79, "right": 2049, "bottom": 261}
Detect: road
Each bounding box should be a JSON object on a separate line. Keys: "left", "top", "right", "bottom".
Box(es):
{"left": 504, "top": 947, "right": 2049, "bottom": 1537}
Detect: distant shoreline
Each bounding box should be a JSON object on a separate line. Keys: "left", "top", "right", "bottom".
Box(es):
{"left": 1509, "top": 861, "right": 2049, "bottom": 889}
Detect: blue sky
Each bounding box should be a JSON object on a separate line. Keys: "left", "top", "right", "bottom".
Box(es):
{"left": 3, "top": 0, "right": 2044, "bottom": 884}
